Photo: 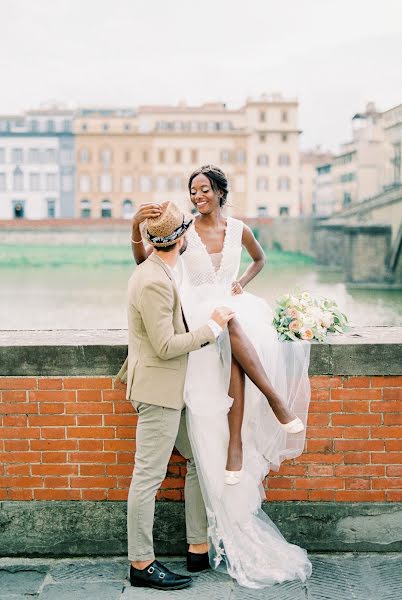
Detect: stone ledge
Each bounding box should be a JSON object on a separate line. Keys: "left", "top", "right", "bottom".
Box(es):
{"left": 0, "top": 501, "right": 401, "bottom": 557}
{"left": 0, "top": 327, "right": 401, "bottom": 376}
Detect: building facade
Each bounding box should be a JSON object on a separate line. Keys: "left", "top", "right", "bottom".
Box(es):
{"left": 299, "top": 149, "right": 333, "bottom": 216}
{"left": 0, "top": 108, "right": 74, "bottom": 219}
{"left": 74, "top": 94, "right": 301, "bottom": 219}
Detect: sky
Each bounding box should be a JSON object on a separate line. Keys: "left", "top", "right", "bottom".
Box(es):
{"left": 1, "top": 0, "right": 402, "bottom": 150}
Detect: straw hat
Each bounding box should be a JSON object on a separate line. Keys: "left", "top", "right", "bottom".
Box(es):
{"left": 144, "top": 201, "right": 194, "bottom": 247}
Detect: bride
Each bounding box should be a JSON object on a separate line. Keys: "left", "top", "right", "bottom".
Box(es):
{"left": 130, "top": 165, "right": 312, "bottom": 588}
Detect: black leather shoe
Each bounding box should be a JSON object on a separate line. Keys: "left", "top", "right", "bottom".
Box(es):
{"left": 187, "top": 551, "right": 210, "bottom": 572}
{"left": 130, "top": 560, "right": 192, "bottom": 590}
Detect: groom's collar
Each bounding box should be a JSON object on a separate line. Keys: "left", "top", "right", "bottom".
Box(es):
{"left": 148, "top": 252, "right": 175, "bottom": 281}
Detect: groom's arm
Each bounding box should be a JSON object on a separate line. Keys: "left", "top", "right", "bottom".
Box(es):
{"left": 139, "top": 280, "right": 216, "bottom": 360}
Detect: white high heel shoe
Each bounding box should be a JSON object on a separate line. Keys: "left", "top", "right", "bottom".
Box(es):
{"left": 224, "top": 469, "right": 243, "bottom": 485}
{"left": 280, "top": 417, "right": 304, "bottom": 434}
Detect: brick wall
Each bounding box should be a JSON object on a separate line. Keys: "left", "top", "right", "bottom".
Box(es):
{"left": 0, "top": 375, "right": 401, "bottom": 502}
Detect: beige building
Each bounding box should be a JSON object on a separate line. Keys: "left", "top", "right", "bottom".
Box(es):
{"left": 382, "top": 103, "right": 402, "bottom": 188}
{"left": 74, "top": 94, "right": 301, "bottom": 219}
{"left": 299, "top": 149, "right": 333, "bottom": 215}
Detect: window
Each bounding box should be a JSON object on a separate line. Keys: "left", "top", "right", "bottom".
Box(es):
{"left": 60, "top": 148, "right": 73, "bottom": 163}
{"left": 101, "top": 199, "right": 112, "bottom": 218}
{"left": 13, "top": 167, "right": 23, "bottom": 191}
{"left": 158, "top": 149, "right": 165, "bottom": 163}
{"left": 79, "top": 175, "right": 91, "bottom": 193}
{"left": 0, "top": 149, "right": 5, "bottom": 163}
{"left": 139, "top": 175, "right": 152, "bottom": 192}
{"left": 142, "top": 150, "right": 149, "bottom": 163}
{"left": 278, "top": 154, "right": 290, "bottom": 166}
{"left": 172, "top": 175, "right": 182, "bottom": 190}
{"left": 99, "top": 174, "right": 112, "bottom": 193}
{"left": 256, "top": 177, "right": 269, "bottom": 191}
{"left": 259, "top": 134, "right": 266, "bottom": 143}
{"left": 340, "top": 172, "right": 355, "bottom": 183}
{"left": 80, "top": 199, "right": 91, "bottom": 218}
{"left": 102, "top": 123, "right": 109, "bottom": 131}
{"left": 175, "top": 149, "right": 182, "bottom": 163}
{"left": 191, "top": 149, "right": 198, "bottom": 163}
{"left": 30, "top": 120, "right": 39, "bottom": 132}
{"left": 279, "top": 206, "right": 289, "bottom": 216}
{"left": 343, "top": 192, "right": 352, "bottom": 207}
{"left": 278, "top": 177, "right": 290, "bottom": 191}
{"left": 0, "top": 173, "right": 6, "bottom": 191}
{"left": 121, "top": 175, "right": 133, "bottom": 193}
{"left": 13, "top": 200, "right": 25, "bottom": 219}
{"left": 259, "top": 111, "right": 266, "bottom": 122}
{"left": 61, "top": 175, "right": 73, "bottom": 192}
{"left": 281, "top": 110, "right": 288, "bottom": 122}
{"left": 124, "top": 151, "right": 131, "bottom": 163}
{"left": 47, "top": 199, "right": 56, "bottom": 218}
{"left": 45, "top": 148, "right": 57, "bottom": 163}
{"left": 257, "top": 154, "right": 269, "bottom": 166}
{"left": 47, "top": 120, "right": 55, "bottom": 132}
{"left": 122, "top": 199, "right": 134, "bottom": 219}
{"left": 257, "top": 206, "right": 268, "bottom": 216}
{"left": 124, "top": 123, "right": 131, "bottom": 131}
{"left": 28, "top": 148, "right": 40, "bottom": 163}
{"left": 236, "top": 150, "right": 246, "bottom": 163}
{"left": 45, "top": 173, "right": 57, "bottom": 191}
{"left": 81, "top": 123, "right": 88, "bottom": 131}
{"left": 63, "top": 119, "right": 71, "bottom": 132}
{"left": 156, "top": 176, "right": 167, "bottom": 192}
{"left": 29, "top": 173, "right": 40, "bottom": 191}
{"left": 281, "top": 133, "right": 288, "bottom": 142}
{"left": 12, "top": 148, "right": 23, "bottom": 163}
{"left": 79, "top": 148, "right": 90, "bottom": 163}
{"left": 100, "top": 148, "right": 112, "bottom": 166}
{"left": 221, "top": 150, "right": 230, "bottom": 163}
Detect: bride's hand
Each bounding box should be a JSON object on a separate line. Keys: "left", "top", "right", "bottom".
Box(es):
{"left": 132, "top": 203, "right": 162, "bottom": 227}
{"left": 231, "top": 281, "right": 243, "bottom": 295}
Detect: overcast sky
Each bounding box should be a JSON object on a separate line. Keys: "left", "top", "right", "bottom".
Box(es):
{"left": 1, "top": 0, "right": 401, "bottom": 150}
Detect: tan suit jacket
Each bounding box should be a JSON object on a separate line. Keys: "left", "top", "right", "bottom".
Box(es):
{"left": 117, "top": 253, "right": 215, "bottom": 410}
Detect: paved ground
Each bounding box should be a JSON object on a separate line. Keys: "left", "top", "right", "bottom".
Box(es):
{"left": 0, "top": 554, "right": 401, "bottom": 599}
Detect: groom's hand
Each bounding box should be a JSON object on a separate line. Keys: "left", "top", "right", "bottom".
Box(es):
{"left": 211, "top": 306, "right": 236, "bottom": 329}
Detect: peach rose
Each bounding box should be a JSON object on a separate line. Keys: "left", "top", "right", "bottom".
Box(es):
{"left": 287, "top": 308, "right": 300, "bottom": 319}
{"left": 289, "top": 319, "right": 302, "bottom": 331}
{"left": 300, "top": 328, "right": 314, "bottom": 340}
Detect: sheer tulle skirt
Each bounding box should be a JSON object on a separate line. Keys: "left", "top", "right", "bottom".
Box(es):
{"left": 182, "top": 283, "right": 312, "bottom": 588}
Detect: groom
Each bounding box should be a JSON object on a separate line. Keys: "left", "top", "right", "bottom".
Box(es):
{"left": 118, "top": 201, "right": 234, "bottom": 591}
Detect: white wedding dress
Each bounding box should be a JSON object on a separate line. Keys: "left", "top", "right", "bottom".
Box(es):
{"left": 178, "top": 217, "right": 312, "bottom": 589}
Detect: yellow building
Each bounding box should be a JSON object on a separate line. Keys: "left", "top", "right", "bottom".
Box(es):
{"left": 73, "top": 94, "right": 300, "bottom": 219}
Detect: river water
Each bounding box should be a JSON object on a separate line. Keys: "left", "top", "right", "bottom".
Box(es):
{"left": 1, "top": 245, "right": 401, "bottom": 330}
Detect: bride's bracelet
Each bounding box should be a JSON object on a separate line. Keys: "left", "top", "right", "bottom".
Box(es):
{"left": 131, "top": 237, "right": 144, "bottom": 244}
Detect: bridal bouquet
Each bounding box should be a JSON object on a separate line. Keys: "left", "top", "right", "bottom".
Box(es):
{"left": 273, "top": 292, "right": 349, "bottom": 342}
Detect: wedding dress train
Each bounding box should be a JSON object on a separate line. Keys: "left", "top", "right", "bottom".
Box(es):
{"left": 178, "top": 217, "right": 312, "bottom": 588}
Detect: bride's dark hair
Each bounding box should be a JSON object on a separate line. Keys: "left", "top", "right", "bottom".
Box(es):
{"left": 188, "top": 165, "right": 229, "bottom": 207}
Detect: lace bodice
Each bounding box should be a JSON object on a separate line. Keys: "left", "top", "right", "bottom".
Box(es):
{"left": 180, "top": 217, "right": 243, "bottom": 287}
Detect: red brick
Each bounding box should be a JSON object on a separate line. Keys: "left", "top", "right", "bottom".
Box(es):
{"left": 343, "top": 377, "right": 370, "bottom": 388}
{"left": 8, "top": 489, "right": 33, "bottom": 500}
{"left": 332, "top": 414, "right": 381, "bottom": 426}
{"left": 371, "top": 376, "right": 402, "bottom": 387}
{"left": 40, "top": 427, "right": 66, "bottom": 439}
{"left": 371, "top": 426, "right": 402, "bottom": 439}
{"left": 81, "top": 489, "right": 108, "bottom": 500}
{"left": 298, "top": 453, "right": 343, "bottom": 464}
{"left": 266, "top": 490, "right": 309, "bottom": 500}
{"left": 30, "top": 390, "right": 76, "bottom": 402}
{"left": 0, "top": 427, "right": 40, "bottom": 439}
{"left": 63, "top": 377, "right": 112, "bottom": 389}
{"left": 114, "top": 402, "right": 135, "bottom": 414}
{"left": 371, "top": 452, "right": 402, "bottom": 464}
{"left": 372, "top": 478, "right": 402, "bottom": 489}
{"left": 341, "top": 427, "right": 370, "bottom": 439}
{"left": 38, "top": 379, "right": 63, "bottom": 390}
{"left": 311, "top": 376, "right": 342, "bottom": 389}
{"left": 309, "top": 401, "right": 342, "bottom": 413}
{"left": 44, "top": 477, "right": 69, "bottom": 488}
{"left": 335, "top": 490, "right": 385, "bottom": 501}
{"left": 334, "top": 440, "right": 384, "bottom": 451}
{"left": 115, "top": 427, "right": 135, "bottom": 439}
{"left": 68, "top": 451, "right": 116, "bottom": 464}
{"left": 30, "top": 415, "right": 75, "bottom": 427}
{"left": 5, "top": 464, "right": 30, "bottom": 476}
{"left": 3, "top": 416, "right": 28, "bottom": 427}
{"left": 342, "top": 400, "right": 370, "bottom": 412}
{"left": 331, "top": 389, "right": 382, "bottom": 400}
{"left": 76, "top": 415, "right": 102, "bottom": 426}
{"left": 33, "top": 489, "right": 81, "bottom": 500}
{"left": 308, "top": 490, "right": 336, "bottom": 501}
{"left": 76, "top": 390, "right": 102, "bottom": 401}
{"left": 310, "top": 389, "right": 331, "bottom": 401}
{"left": 307, "top": 465, "right": 335, "bottom": 477}
{"left": 1, "top": 391, "right": 27, "bottom": 403}
{"left": 370, "top": 400, "right": 402, "bottom": 411}
{"left": 344, "top": 452, "right": 370, "bottom": 464}
{"left": 295, "top": 477, "right": 344, "bottom": 489}
{"left": 106, "top": 464, "right": 133, "bottom": 476}
{"left": 40, "top": 403, "right": 65, "bottom": 415}
{"left": 267, "top": 478, "right": 293, "bottom": 489}
{"left": 0, "top": 378, "right": 37, "bottom": 390}
{"left": 0, "top": 402, "right": 39, "bottom": 415}
{"left": 102, "top": 389, "right": 127, "bottom": 401}
{"left": 104, "top": 439, "right": 135, "bottom": 451}
{"left": 387, "top": 466, "right": 402, "bottom": 476}
{"left": 4, "top": 440, "right": 29, "bottom": 451}
{"left": 104, "top": 415, "right": 137, "bottom": 426}
{"left": 345, "top": 478, "right": 370, "bottom": 490}
{"left": 78, "top": 439, "right": 103, "bottom": 451}
{"left": 116, "top": 452, "right": 134, "bottom": 464}
{"left": 308, "top": 414, "right": 330, "bottom": 426}
{"left": 42, "top": 452, "right": 68, "bottom": 463}
{"left": 277, "top": 465, "right": 307, "bottom": 476}
{"left": 384, "top": 414, "right": 402, "bottom": 425}
{"left": 70, "top": 477, "right": 116, "bottom": 488}
{"left": 31, "top": 439, "right": 77, "bottom": 451}
{"left": 385, "top": 440, "right": 402, "bottom": 451}
{"left": 335, "top": 465, "right": 385, "bottom": 477}
{"left": 0, "top": 476, "right": 42, "bottom": 488}
{"left": 79, "top": 464, "right": 105, "bottom": 476}
{"left": 67, "top": 427, "right": 115, "bottom": 439}
{"left": 66, "top": 403, "right": 113, "bottom": 414}
{"left": 305, "top": 439, "right": 333, "bottom": 452}
{"left": 387, "top": 490, "right": 402, "bottom": 501}
{"left": 32, "top": 464, "right": 77, "bottom": 476}
{"left": 156, "top": 489, "right": 180, "bottom": 501}
{"left": 306, "top": 427, "right": 344, "bottom": 438}
{"left": 383, "top": 388, "right": 402, "bottom": 400}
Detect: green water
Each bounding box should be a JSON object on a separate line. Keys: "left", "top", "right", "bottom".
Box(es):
{"left": 1, "top": 244, "right": 401, "bottom": 330}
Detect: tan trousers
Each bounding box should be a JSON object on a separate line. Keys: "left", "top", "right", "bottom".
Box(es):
{"left": 127, "top": 402, "right": 207, "bottom": 561}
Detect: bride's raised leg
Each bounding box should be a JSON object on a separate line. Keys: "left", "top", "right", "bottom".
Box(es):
{"left": 227, "top": 318, "right": 298, "bottom": 425}
{"left": 226, "top": 355, "right": 245, "bottom": 473}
